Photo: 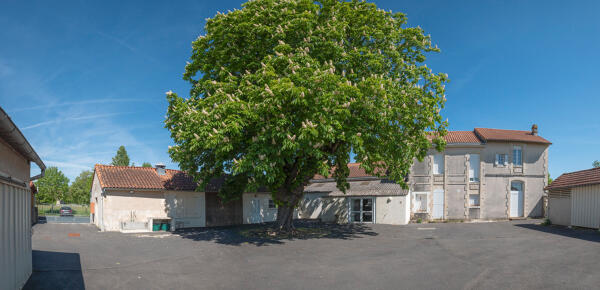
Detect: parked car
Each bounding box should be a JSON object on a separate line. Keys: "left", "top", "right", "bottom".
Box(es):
{"left": 59, "top": 206, "right": 73, "bottom": 216}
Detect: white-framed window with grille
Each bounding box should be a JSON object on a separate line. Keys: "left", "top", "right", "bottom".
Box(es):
{"left": 513, "top": 146, "right": 522, "bottom": 166}
{"left": 433, "top": 153, "right": 444, "bottom": 175}
{"left": 469, "top": 154, "right": 480, "bottom": 182}
{"left": 495, "top": 154, "right": 508, "bottom": 167}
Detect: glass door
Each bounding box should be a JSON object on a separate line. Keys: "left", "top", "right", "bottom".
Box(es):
{"left": 350, "top": 198, "right": 374, "bottom": 223}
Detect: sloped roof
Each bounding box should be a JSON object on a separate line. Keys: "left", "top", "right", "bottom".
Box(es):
{"left": 546, "top": 167, "right": 600, "bottom": 190}
{"left": 94, "top": 164, "right": 202, "bottom": 191}
{"left": 474, "top": 128, "right": 551, "bottom": 144}
{"left": 312, "top": 163, "right": 385, "bottom": 180}
{"left": 305, "top": 178, "right": 407, "bottom": 196}
{"left": 443, "top": 131, "right": 481, "bottom": 144}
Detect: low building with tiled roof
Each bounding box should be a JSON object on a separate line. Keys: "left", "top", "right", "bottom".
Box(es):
{"left": 546, "top": 167, "right": 600, "bottom": 229}
{"left": 90, "top": 163, "right": 266, "bottom": 232}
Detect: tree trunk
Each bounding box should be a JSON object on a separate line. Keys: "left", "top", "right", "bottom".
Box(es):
{"left": 275, "top": 185, "right": 304, "bottom": 232}
{"left": 276, "top": 204, "right": 296, "bottom": 232}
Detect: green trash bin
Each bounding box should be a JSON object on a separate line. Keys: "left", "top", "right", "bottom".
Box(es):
{"left": 152, "top": 223, "right": 161, "bottom": 231}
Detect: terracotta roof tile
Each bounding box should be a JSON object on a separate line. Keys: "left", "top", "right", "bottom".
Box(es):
{"left": 474, "top": 128, "right": 551, "bottom": 144}
{"left": 546, "top": 167, "right": 600, "bottom": 190}
{"left": 443, "top": 131, "right": 482, "bottom": 144}
{"left": 95, "top": 164, "right": 198, "bottom": 191}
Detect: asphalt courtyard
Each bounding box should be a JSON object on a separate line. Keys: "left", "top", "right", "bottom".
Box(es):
{"left": 25, "top": 220, "right": 600, "bottom": 290}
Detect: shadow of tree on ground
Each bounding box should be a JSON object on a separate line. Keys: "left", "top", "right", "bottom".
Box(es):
{"left": 172, "top": 220, "right": 378, "bottom": 246}
{"left": 515, "top": 223, "right": 600, "bottom": 243}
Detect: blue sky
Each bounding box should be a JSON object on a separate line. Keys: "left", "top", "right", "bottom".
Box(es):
{"left": 1, "top": 0, "right": 599, "bottom": 182}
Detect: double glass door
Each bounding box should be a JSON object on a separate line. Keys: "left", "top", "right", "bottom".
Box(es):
{"left": 351, "top": 198, "right": 374, "bottom": 223}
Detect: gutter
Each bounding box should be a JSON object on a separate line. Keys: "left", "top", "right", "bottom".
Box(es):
{"left": 0, "top": 106, "right": 46, "bottom": 180}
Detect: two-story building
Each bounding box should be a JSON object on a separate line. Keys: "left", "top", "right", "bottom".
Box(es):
{"left": 303, "top": 125, "right": 550, "bottom": 223}
{"left": 410, "top": 125, "right": 550, "bottom": 221}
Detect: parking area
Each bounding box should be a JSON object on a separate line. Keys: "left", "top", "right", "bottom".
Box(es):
{"left": 25, "top": 220, "right": 600, "bottom": 290}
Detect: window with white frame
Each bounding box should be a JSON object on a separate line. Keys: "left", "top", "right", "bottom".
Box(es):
{"left": 469, "top": 194, "right": 480, "bottom": 206}
{"left": 495, "top": 154, "right": 508, "bottom": 167}
{"left": 469, "top": 154, "right": 480, "bottom": 182}
{"left": 513, "top": 146, "right": 522, "bottom": 166}
{"left": 433, "top": 153, "right": 444, "bottom": 175}
{"left": 350, "top": 198, "right": 374, "bottom": 223}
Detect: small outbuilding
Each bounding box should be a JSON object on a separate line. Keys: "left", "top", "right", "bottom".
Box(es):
{"left": 301, "top": 163, "right": 411, "bottom": 225}
{"left": 546, "top": 167, "right": 600, "bottom": 229}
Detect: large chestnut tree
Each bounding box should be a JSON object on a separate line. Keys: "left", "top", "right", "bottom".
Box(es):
{"left": 165, "top": 0, "right": 447, "bottom": 231}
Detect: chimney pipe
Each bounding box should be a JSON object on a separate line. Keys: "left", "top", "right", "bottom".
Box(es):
{"left": 531, "top": 124, "right": 538, "bottom": 136}
{"left": 155, "top": 163, "right": 166, "bottom": 175}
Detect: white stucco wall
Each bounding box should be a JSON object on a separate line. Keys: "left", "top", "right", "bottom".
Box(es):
{"left": 548, "top": 196, "right": 571, "bottom": 226}
{"left": 242, "top": 193, "right": 277, "bottom": 224}
{"left": 102, "top": 191, "right": 167, "bottom": 231}
{"left": 298, "top": 193, "right": 348, "bottom": 223}
{"left": 375, "top": 195, "right": 410, "bottom": 225}
{"left": 166, "top": 191, "right": 206, "bottom": 229}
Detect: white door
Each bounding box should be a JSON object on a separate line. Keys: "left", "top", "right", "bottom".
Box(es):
{"left": 250, "top": 199, "right": 262, "bottom": 223}
{"left": 432, "top": 189, "right": 444, "bottom": 219}
{"left": 510, "top": 182, "right": 524, "bottom": 217}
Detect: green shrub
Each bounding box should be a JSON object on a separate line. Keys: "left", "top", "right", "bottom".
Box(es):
{"left": 542, "top": 218, "right": 552, "bottom": 226}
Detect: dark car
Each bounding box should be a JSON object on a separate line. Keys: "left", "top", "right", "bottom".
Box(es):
{"left": 59, "top": 206, "right": 73, "bottom": 216}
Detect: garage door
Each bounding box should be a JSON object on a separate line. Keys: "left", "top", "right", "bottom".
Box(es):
{"left": 205, "top": 192, "right": 243, "bottom": 227}
{"left": 571, "top": 185, "right": 600, "bottom": 229}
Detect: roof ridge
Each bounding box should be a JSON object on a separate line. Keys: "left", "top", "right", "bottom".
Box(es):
{"left": 96, "top": 164, "right": 159, "bottom": 170}
{"left": 475, "top": 127, "right": 530, "bottom": 132}
{"left": 561, "top": 167, "right": 600, "bottom": 176}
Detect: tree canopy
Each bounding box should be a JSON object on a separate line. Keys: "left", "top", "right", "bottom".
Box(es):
{"left": 36, "top": 167, "right": 70, "bottom": 204}
{"left": 66, "top": 170, "right": 94, "bottom": 204}
{"left": 111, "top": 145, "right": 131, "bottom": 166}
{"left": 165, "top": 0, "right": 447, "bottom": 230}
{"left": 142, "top": 162, "right": 153, "bottom": 168}
{"left": 593, "top": 160, "right": 600, "bottom": 168}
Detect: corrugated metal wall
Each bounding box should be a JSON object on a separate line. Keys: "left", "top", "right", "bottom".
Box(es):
{"left": 571, "top": 185, "right": 600, "bottom": 229}
{"left": 1, "top": 181, "right": 32, "bottom": 290}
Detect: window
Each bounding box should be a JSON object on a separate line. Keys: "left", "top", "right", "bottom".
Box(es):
{"left": 433, "top": 153, "right": 444, "bottom": 175}
{"left": 495, "top": 154, "right": 508, "bottom": 166}
{"left": 469, "top": 194, "right": 480, "bottom": 206}
{"left": 268, "top": 199, "right": 276, "bottom": 209}
{"left": 469, "top": 154, "right": 480, "bottom": 182}
{"left": 350, "top": 198, "right": 374, "bottom": 223}
{"left": 414, "top": 193, "right": 428, "bottom": 212}
{"left": 513, "top": 146, "right": 522, "bottom": 166}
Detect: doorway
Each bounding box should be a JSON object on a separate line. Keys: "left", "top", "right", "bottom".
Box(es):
{"left": 510, "top": 181, "right": 524, "bottom": 217}
{"left": 432, "top": 189, "right": 444, "bottom": 219}
{"left": 350, "top": 198, "right": 374, "bottom": 223}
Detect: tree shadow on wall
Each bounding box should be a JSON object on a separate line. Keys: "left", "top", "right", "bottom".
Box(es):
{"left": 24, "top": 250, "right": 85, "bottom": 290}
{"left": 173, "top": 220, "right": 378, "bottom": 247}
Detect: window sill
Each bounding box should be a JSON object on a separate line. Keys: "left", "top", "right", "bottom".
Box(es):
{"left": 469, "top": 205, "right": 480, "bottom": 208}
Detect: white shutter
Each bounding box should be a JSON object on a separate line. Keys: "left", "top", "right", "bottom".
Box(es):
{"left": 495, "top": 154, "right": 499, "bottom": 166}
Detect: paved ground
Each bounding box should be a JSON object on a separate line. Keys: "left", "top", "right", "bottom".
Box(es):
{"left": 25, "top": 220, "right": 600, "bottom": 290}
{"left": 39, "top": 216, "right": 90, "bottom": 224}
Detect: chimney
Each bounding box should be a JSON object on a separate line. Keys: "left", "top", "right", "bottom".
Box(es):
{"left": 531, "top": 124, "right": 538, "bottom": 136}
{"left": 155, "top": 163, "right": 166, "bottom": 175}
